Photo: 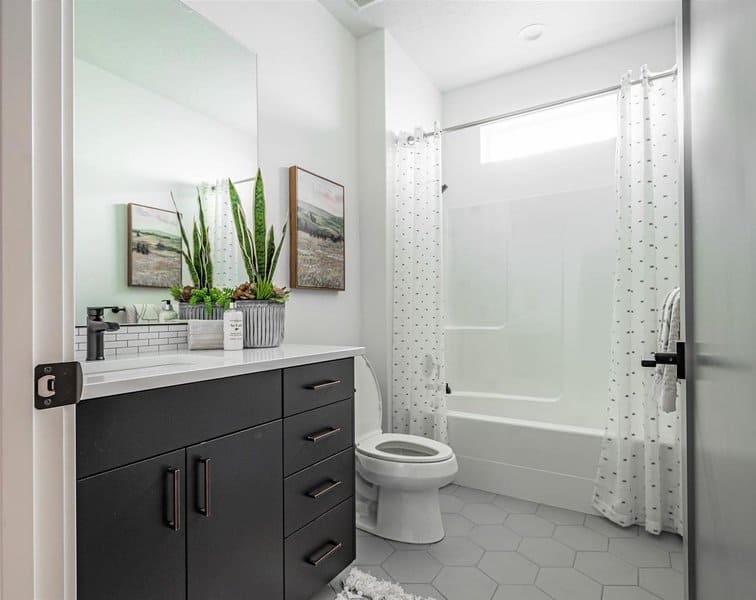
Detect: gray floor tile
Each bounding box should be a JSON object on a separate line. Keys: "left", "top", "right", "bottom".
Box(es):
{"left": 536, "top": 567, "right": 603, "bottom": 600}
{"left": 356, "top": 534, "right": 394, "bottom": 564}
{"left": 429, "top": 536, "right": 485, "bottom": 566}
{"left": 461, "top": 503, "right": 508, "bottom": 525}
{"left": 493, "top": 495, "right": 539, "bottom": 514}
{"left": 574, "top": 551, "right": 638, "bottom": 585}
{"left": 442, "top": 513, "right": 476, "bottom": 536}
{"left": 434, "top": 566, "right": 497, "bottom": 600}
{"left": 609, "top": 537, "right": 671, "bottom": 568}
{"left": 584, "top": 514, "right": 639, "bottom": 538}
{"left": 554, "top": 525, "right": 609, "bottom": 551}
{"left": 402, "top": 583, "right": 447, "bottom": 599}
{"left": 638, "top": 530, "right": 683, "bottom": 553}
{"left": 383, "top": 550, "right": 442, "bottom": 583}
{"left": 454, "top": 486, "right": 496, "bottom": 504}
{"left": 603, "top": 586, "right": 663, "bottom": 600}
{"left": 492, "top": 585, "right": 553, "bottom": 600}
{"left": 537, "top": 504, "right": 586, "bottom": 525}
{"left": 479, "top": 552, "right": 539, "bottom": 584}
{"left": 518, "top": 538, "right": 576, "bottom": 567}
{"left": 506, "top": 514, "right": 555, "bottom": 537}
{"left": 440, "top": 493, "right": 465, "bottom": 514}
{"left": 389, "top": 539, "right": 429, "bottom": 551}
{"left": 469, "top": 524, "right": 522, "bottom": 551}
{"left": 639, "top": 567, "right": 684, "bottom": 600}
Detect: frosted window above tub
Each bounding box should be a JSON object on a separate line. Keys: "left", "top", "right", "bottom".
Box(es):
{"left": 480, "top": 94, "right": 616, "bottom": 163}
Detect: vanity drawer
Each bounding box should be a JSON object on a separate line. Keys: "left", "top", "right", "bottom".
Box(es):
{"left": 284, "top": 498, "right": 355, "bottom": 600}
{"left": 77, "top": 370, "right": 282, "bottom": 478}
{"left": 284, "top": 399, "right": 353, "bottom": 476}
{"left": 283, "top": 358, "right": 354, "bottom": 417}
{"left": 284, "top": 448, "right": 354, "bottom": 537}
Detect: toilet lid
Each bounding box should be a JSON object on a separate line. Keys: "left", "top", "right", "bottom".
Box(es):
{"left": 356, "top": 433, "right": 454, "bottom": 464}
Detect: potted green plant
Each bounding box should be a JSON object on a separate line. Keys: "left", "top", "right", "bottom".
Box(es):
{"left": 229, "top": 168, "right": 289, "bottom": 347}
{"left": 171, "top": 191, "right": 233, "bottom": 319}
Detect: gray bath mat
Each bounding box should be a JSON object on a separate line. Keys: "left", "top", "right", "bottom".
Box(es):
{"left": 336, "top": 568, "right": 436, "bottom": 600}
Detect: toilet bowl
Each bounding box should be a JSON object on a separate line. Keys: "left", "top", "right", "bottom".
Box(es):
{"left": 354, "top": 355, "right": 458, "bottom": 544}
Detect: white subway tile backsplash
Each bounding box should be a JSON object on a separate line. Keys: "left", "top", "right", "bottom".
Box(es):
{"left": 138, "top": 332, "right": 160, "bottom": 340}
{"left": 127, "top": 339, "right": 150, "bottom": 347}
{"left": 116, "top": 334, "right": 138, "bottom": 341}
{"left": 74, "top": 323, "right": 189, "bottom": 359}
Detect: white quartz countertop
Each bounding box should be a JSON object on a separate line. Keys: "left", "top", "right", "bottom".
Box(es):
{"left": 80, "top": 344, "right": 365, "bottom": 400}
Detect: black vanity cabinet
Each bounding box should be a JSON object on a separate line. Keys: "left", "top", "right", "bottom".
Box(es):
{"left": 76, "top": 358, "right": 356, "bottom": 600}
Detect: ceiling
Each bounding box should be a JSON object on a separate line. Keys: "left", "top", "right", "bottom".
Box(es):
{"left": 319, "top": 0, "right": 678, "bottom": 91}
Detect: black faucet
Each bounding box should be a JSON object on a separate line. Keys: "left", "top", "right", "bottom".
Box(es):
{"left": 86, "top": 306, "right": 124, "bottom": 361}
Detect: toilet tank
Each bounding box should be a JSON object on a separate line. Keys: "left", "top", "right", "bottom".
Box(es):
{"left": 354, "top": 355, "right": 383, "bottom": 441}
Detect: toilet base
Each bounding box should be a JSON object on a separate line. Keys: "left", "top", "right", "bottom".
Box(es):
{"left": 375, "top": 487, "right": 445, "bottom": 544}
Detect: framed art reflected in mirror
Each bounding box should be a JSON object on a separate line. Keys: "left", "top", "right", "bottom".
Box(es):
{"left": 127, "top": 203, "right": 182, "bottom": 288}
{"left": 289, "top": 166, "right": 345, "bottom": 291}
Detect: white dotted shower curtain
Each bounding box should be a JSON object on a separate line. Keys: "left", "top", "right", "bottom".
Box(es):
{"left": 199, "top": 180, "right": 244, "bottom": 288}
{"left": 593, "top": 68, "right": 683, "bottom": 535}
{"left": 391, "top": 130, "right": 448, "bottom": 442}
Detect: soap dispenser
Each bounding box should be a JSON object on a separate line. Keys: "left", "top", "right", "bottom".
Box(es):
{"left": 159, "top": 299, "right": 178, "bottom": 322}
{"left": 223, "top": 302, "right": 244, "bottom": 350}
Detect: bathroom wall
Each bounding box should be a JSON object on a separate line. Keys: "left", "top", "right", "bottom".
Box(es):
{"left": 442, "top": 26, "right": 677, "bottom": 429}
{"left": 356, "top": 30, "right": 442, "bottom": 424}
{"left": 187, "top": 1, "right": 362, "bottom": 346}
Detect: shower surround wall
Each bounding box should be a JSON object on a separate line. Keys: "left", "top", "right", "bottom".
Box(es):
{"left": 441, "top": 26, "right": 677, "bottom": 512}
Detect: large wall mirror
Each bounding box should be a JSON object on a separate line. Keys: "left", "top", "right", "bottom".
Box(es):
{"left": 74, "top": 0, "right": 258, "bottom": 325}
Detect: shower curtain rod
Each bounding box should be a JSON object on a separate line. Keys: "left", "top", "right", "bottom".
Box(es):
{"left": 423, "top": 66, "right": 678, "bottom": 138}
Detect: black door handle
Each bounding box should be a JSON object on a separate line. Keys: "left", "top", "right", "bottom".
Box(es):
{"left": 641, "top": 341, "right": 686, "bottom": 379}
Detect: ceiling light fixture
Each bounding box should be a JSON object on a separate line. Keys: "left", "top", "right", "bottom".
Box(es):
{"left": 519, "top": 23, "right": 545, "bottom": 42}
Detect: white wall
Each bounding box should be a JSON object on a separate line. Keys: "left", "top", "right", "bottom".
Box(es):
{"left": 188, "top": 1, "right": 362, "bottom": 346}
{"left": 442, "top": 27, "right": 676, "bottom": 429}
{"left": 356, "top": 30, "right": 442, "bottom": 426}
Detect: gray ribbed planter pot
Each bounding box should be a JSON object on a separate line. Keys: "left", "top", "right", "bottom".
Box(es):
{"left": 178, "top": 303, "right": 225, "bottom": 320}
{"left": 235, "top": 300, "right": 286, "bottom": 348}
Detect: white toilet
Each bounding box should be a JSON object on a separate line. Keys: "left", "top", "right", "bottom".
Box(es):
{"left": 354, "top": 355, "right": 458, "bottom": 544}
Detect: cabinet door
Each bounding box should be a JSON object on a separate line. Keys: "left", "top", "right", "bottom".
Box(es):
{"left": 77, "top": 449, "right": 186, "bottom": 600}
{"left": 187, "top": 422, "right": 283, "bottom": 600}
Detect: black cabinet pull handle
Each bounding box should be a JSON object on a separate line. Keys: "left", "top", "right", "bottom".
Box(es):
{"left": 307, "top": 541, "right": 343, "bottom": 566}
{"left": 167, "top": 467, "right": 181, "bottom": 531}
{"left": 307, "top": 479, "right": 343, "bottom": 499}
{"left": 198, "top": 458, "right": 211, "bottom": 517}
{"left": 306, "top": 427, "right": 342, "bottom": 443}
{"left": 305, "top": 379, "right": 342, "bottom": 391}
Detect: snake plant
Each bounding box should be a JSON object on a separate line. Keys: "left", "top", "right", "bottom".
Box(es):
{"left": 172, "top": 190, "right": 213, "bottom": 291}
{"left": 229, "top": 169, "right": 288, "bottom": 301}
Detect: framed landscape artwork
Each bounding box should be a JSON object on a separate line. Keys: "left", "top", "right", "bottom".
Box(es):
{"left": 127, "top": 203, "right": 182, "bottom": 288}
{"left": 289, "top": 166, "right": 345, "bottom": 290}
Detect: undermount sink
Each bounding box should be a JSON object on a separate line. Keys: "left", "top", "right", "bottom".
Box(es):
{"left": 82, "top": 354, "right": 216, "bottom": 376}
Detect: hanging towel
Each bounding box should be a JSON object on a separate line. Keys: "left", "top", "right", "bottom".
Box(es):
{"left": 652, "top": 287, "right": 681, "bottom": 413}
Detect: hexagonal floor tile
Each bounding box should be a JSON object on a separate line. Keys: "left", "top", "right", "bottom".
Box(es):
{"left": 638, "top": 530, "right": 683, "bottom": 553}
{"left": 356, "top": 534, "right": 394, "bottom": 564}
{"left": 442, "top": 513, "right": 476, "bottom": 536}
{"left": 469, "top": 524, "right": 522, "bottom": 551}
{"left": 536, "top": 504, "right": 585, "bottom": 525}
{"left": 584, "top": 514, "right": 638, "bottom": 538}
{"left": 492, "top": 495, "right": 538, "bottom": 514}
{"left": 454, "top": 486, "right": 495, "bottom": 504}
{"left": 434, "top": 566, "right": 497, "bottom": 600}
{"left": 518, "top": 538, "right": 575, "bottom": 567}
{"left": 402, "top": 583, "right": 447, "bottom": 599}
{"left": 609, "top": 537, "right": 671, "bottom": 568}
{"left": 602, "top": 586, "right": 664, "bottom": 600}
{"left": 478, "top": 551, "right": 538, "bottom": 584}
{"left": 574, "top": 551, "right": 638, "bottom": 585}
{"left": 440, "top": 494, "right": 465, "bottom": 514}
{"left": 388, "top": 539, "right": 429, "bottom": 551}
{"left": 505, "top": 514, "right": 555, "bottom": 537}
{"left": 535, "top": 567, "right": 602, "bottom": 600}
{"left": 492, "top": 585, "right": 552, "bottom": 600}
{"left": 383, "top": 551, "right": 442, "bottom": 583}
{"left": 640, "top": 567, "right": 684, "bottom": 600}
{"left": 461, "top": 503, "right": 508, "bottom": 525}
{"left": 429, "top": 536, "right": 485, "bottom": 566}
{"left": 553, "top": 525, "right": 609, "bottom": 551}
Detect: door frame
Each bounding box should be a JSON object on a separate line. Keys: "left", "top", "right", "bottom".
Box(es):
{"left": 0, "top": 1, "right": 75, "bottom": 599}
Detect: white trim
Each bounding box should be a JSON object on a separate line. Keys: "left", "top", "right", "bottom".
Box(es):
{"left": 1, "top": 1, "right": 74, "bottom": 598}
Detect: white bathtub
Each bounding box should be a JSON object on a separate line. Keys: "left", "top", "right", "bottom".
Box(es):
{"left": 447, "top": 393, "right": 604, "bottom": 514}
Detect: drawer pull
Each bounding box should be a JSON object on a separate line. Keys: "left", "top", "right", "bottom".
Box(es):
{"left": 305, "top": 379, "right": 342, "bottom": 391}
{"left": 307, "top": 479, "right": 343, "bottom": 499}
{"left": 197, "top": 457, "right": 211, "bottom": 517}
{"left": 307, "top": 541, "right": 343, "bottom": 567}
{"left": 166, "top": 467, "right": 181, "bottom": 531}
{"left": 306, "top": 427, "right": 342, "bottom": 443}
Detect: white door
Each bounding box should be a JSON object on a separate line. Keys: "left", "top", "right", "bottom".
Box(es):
{"left": 685, "top": 0, "right": 756, "bottom": 597}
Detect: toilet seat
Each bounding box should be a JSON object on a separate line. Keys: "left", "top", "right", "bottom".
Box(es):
{"left": 356, "top": 433, "right": 454, "bottom": 464}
